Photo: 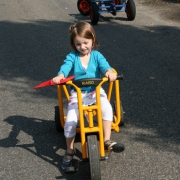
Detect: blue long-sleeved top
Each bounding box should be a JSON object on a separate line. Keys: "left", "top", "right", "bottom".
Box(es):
{"left": 58, "top": 50, "right": 112, "bottom": 92}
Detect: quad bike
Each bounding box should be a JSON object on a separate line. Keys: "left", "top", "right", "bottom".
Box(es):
{"left": 77, "top": 0, "right": 136, "bottom": 25}
{"left": 54, "top": 69, "right": 125, "bottom": 179}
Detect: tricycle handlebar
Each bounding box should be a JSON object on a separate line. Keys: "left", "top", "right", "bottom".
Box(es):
{"left": 117, "top": 74, "right": 123, "bottom": 80}
{"left": 72, "top": 74, "right": 123, "bottom": 87}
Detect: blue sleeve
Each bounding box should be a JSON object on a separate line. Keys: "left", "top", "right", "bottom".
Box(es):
{"left": 57, "top": 52, "right": 75, "bottom": 77}
{"left": 95, "top": 51, "right": 112, "bottom": 75}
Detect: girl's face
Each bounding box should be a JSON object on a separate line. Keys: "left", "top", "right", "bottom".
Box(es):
{"left": 74, "top": 35, "right": 93, "bottom": 55}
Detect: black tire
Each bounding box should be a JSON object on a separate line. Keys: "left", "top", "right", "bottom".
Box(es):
{"left": 126, "top": 0, "right": 136, "bottom": 20}
{"left": 87, "top": 135, "right": 101, "bottom": 180}
{"left": 77, "top": 0, "right": 90, "bottom": 16}
{"left": 54, "top": 106, "right": 64, "bottom": 132}
{"left": 90, "top": 2, "right": 99, "bottom": 25}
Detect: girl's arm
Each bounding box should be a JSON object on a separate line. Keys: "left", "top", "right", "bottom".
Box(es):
{"left": 57, "top": 53, "right": 75, "bottom": 77}
{"left": 53, "top": 53, "right": 76, "bottom": 84}
{"left": 96, "top": 51, "right": 117, "bottom": 81}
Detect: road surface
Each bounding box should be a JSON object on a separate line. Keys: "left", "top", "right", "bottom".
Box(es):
{"left": 0, "top": 0, "right": 180, "bottom": 179}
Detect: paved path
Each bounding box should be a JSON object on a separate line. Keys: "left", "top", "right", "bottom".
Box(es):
{"left": 0, "top": 0, "right": 180, "bottom": 179}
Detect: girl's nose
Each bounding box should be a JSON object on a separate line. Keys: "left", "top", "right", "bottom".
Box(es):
{"left": 81, "top": 44, "right": 85, "bottom": 49}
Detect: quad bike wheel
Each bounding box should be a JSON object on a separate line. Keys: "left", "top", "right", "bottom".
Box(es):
{"left": 54, "top": 106, "right": 64, "bottom": 132}
{"left": 90, "top": 2, "right": 99, "bottom": 25}
{"left": 77, "top": 0, "right": 90, "bottom": 16}
{"left": 126, "top": 0, "right": 136, "bottom": 20}
{"left": 87, "top": 135, "right": 101, "bottom": 180}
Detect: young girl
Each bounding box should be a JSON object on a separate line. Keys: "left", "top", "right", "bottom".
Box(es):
{"left": 53, "top": 21, "right": 125, "bottom": 169}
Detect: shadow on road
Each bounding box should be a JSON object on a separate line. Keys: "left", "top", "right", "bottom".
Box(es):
{"left": 0, "top": 115, "right": 90, "bottom": 180}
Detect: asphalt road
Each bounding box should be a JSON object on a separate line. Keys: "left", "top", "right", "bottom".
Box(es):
{"left": 0, "top": 0, "right": 180, "bottom": 180}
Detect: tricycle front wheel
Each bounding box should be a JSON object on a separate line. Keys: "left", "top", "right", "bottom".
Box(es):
{"left": 87, "top": 135, "right": 101, "bottom": 180}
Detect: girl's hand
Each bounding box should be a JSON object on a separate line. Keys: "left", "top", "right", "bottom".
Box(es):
{"left": 105, "top": 69, "right": 117, "bottom": 82}
{"left": 53, "top": 74, "right": 65, "bottom": 84}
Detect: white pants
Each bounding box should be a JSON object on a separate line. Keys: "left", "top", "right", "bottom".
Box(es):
{"left": 64, "top": 96, "right": 113, "bottom": 138}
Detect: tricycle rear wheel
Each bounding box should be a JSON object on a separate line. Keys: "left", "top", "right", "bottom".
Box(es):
{"left": 113, "top": 101, "right": 124, "bottom": 126}
{"left": 54, "top": 106, "right": 64, "bottom": 132}
{"left": 87, "top": 135, "right": 101, "bottom": 180}
{"left": 77, "top": 0, "right": 90, "bottom": 16}
{"left": 120, "top": 103, "right": 124, "bottom": 126}
{"left": 126, "top": 0, "right": 136, "bottom": 20}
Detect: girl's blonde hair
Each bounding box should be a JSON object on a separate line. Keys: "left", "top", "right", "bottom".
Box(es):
{"left": 69, "top": 21, "right": 99, "bottom": 52}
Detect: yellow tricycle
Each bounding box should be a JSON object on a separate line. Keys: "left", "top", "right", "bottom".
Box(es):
{"left": 54, "top": 69, "right": 124, "bottom": 179}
